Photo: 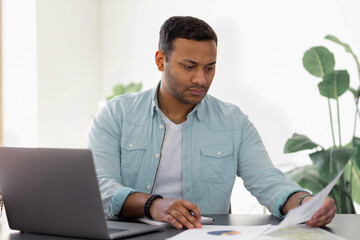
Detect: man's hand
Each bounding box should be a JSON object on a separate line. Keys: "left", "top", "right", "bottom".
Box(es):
{"left": 150, "top": 198, "right": 202, "bottom": 229}
{"left": 118, "top": 193, "right": 201, "bottom": 229}
{"left": 302, "top": 196, "right": 337, "bottom": 227}
{"left": 281, "top": 192, "right": 336, "bottom": 227}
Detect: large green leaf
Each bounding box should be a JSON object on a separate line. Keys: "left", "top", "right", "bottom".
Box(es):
{"left": 285, "top": 165, "right": 327, "bottom": 194}
{"left": 344, "top": 138, "right": 360, "bottom": 204}
{"left": 284, "top": 133, "right": 320, "bottom": 153}
{"left": 325, "top": 35, "right": 360, "bottom": 71}
{"left": 318, "top": 70, "right": 350, "bottom": 99}
{"left": 344, "top": 161, "right": 360, "bottom": 204}
{"left": 309, "top": 148, "right": 355, "bottom": 183}
{"left": 303, "top": 46, "right": 335, "bottom": 78}
{"left": 352, "top": 137, "right": 360, "bottom": 169}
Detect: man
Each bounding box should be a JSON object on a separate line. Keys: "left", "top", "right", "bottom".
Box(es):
{"left": 88, "top": 16, "right": 336, "bottom": 230}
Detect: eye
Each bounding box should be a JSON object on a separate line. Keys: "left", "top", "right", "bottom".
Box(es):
{"left": 183, "top": 64, "right": 194, "bottom": 70}
{"left": 205, "top": 66, "right": 215, "bottom": 72}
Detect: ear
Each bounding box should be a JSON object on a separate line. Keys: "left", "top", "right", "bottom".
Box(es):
{"left": 155, "top": 50, "right": 165, "bottom": 71}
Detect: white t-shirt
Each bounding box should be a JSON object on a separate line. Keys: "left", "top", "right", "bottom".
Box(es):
{"left": 152, "top": 111, "right": 184, "bottom": 199}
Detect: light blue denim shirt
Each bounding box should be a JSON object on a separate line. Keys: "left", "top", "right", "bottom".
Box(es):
{"left": 88, "top": 85, "right": 304, "bottom": 219}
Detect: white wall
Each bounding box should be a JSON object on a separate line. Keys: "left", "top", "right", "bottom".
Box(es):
{"left": 2, "top": 0, "right": 37, "bottom": 147}
{"left": 36, "top": 0, "right": 101, "bottom": 148}
{"left": 2, "top": 0, "right": 101, "bottom": 148}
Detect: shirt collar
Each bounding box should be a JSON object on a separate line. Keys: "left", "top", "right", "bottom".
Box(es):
{"left": 150, "top": 81, "right": 206, "bottom": 122}
{"left": 189, "top": 97, "right": 205, "bottom": 122}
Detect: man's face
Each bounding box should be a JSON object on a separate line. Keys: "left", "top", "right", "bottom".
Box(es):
{"left": 160, "top": 38, "right": 217, "bottom": 105}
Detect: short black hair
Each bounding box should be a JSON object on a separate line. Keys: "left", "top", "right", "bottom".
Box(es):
{"left": 159, "top": 16, "right": 218, "bottom": 60}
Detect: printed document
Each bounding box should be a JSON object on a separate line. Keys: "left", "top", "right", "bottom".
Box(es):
{"left": 259, "top": 225, "right": 345, "bottom": 240}
{"left": 264, "top": 170, "right": 343, "bottom": 234}
{"left": 167, "top": 224, "right": 271, "bottom": 240}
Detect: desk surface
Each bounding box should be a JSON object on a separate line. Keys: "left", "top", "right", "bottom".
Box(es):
{"left": 1, "top": 213, "right": 359, "bottom": 240}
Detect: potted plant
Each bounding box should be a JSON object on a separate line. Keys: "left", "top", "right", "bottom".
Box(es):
{"left": 106, "top": 82, "right": 142, "bottom": 101}
{"left": 284, "top": 35, "right": 360, "bottom": 213}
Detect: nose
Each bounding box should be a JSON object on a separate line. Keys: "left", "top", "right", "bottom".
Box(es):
{"left": 191, "top": 69, "right": 206, "bottom": 85}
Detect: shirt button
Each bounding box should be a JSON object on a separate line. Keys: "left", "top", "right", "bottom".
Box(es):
{"left": 217, "top": 151, "right": 222, "bottom": 155}
{"left": 155, "top": 153, "right": 160, "bottom": 158}
{"left": 146, "top": 185, "right": 151, "bottom": 190}
{"left": 159, "top": 125, "right": 164, "bottom": 129}
{"left": 129, "top": 143, "right": 134, "bottom": 148}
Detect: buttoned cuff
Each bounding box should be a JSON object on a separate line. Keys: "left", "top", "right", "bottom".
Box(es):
{"left": 107, "top": 187, "right": 139, "bottom": 219}
{"left": 273, "top": 188, "right": 305, "bottom": 219}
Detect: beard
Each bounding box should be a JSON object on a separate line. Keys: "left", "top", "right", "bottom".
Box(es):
{"left": 163, "top": 67, "right": 209, "bottom": 105}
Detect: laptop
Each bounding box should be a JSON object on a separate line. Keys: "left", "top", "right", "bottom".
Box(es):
{"left": 0, "top": 147, "right": 164, "bottom": 239}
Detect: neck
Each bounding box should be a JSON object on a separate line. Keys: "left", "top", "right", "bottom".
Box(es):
{"left": 157, "top": 86, "right": 195, "bottom": 124}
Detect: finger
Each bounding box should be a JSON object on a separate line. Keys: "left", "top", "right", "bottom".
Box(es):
{"left": 306, "top": 205, "right": 337, "bottom": 227}
{"left": 166, "top": 214, "right": 183, "bottom": 229}
{"left": 179, "top": 206, "right": 202, "bottom": 229}
{"left": 310, "top": 198, "right": 335, "bottom": 218}
{"left": 313, "top": 198, "right": 335, "bottom": 218}
{"left": 182, "top": 201, "right": 202, "bottom": 222}
{"left": 181, "top": 201, "right": 202, "bottom": 228}
{"left": 308, "top": 211, "right": 335, "bottom": 226}
{"left": 306, "top": 216, "right": 333, "bottom": 227}
{"left": 170, "top": 209, "right": 197, "bottom": 229}
{"left": 316, "top": 204, "right": 337, "bottom": 220}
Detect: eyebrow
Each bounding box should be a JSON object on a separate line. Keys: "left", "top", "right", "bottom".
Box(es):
{"left": 182, "top": 59, "right": 216, "bottom": 66}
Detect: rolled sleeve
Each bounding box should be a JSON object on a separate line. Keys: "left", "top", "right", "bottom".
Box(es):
{"left": 273, "top": 188, "right": 305, "bottom": 218}
{"left": 107, "top": 187, "right": 139, "bottom": 219}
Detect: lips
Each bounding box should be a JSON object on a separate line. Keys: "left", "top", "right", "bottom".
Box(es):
{"left": 188, "top": 88, "right": 204, "bottom": 96}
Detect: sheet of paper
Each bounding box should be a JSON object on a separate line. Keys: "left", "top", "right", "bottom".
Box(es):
{"left": 137, "top": 216, "right": 214, "bottom": 226}
{"left": 264, "top": 170, "right": 343, "bottom": 234}
{"left": 258, "top": 224, "right": 345, "bottom": 240}
{"left": 167, "top": 224, "right": 271, "bottom": 240}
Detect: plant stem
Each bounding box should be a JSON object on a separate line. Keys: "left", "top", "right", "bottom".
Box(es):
{"left": 350, "top": 52, "right": 360, "bottom": 83}
{"left": 339, "top": 172, "right": 356, "bottom": 213}
{"left": 349, "top": 158, "right": 353, "bottom": 196}
{"left": 353, "top": 105, "right": 358, "bottom": 137}
{"left": 350, "top": 103, "right": 359, "bottom": 196}
{"left": 328, "top": 98, "right": 337, "bottom": 147}
{"left": 329, "top": 190, "right": 336, "bottom": 202}
{"left": 339, "top": 174, "right": 347, "bottom": 212}
{"left": 336, "top": 99, "right": 342, "bottom": 147}
{"left": 345, "top": 178, "right": 356, "bottom": 214}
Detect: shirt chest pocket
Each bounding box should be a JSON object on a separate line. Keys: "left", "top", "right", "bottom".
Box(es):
{"left": 120, "top": 138, "right": 148, "bottom": 176}
{"left": 201, "top": 144, "right": 234, "bottom": 183}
